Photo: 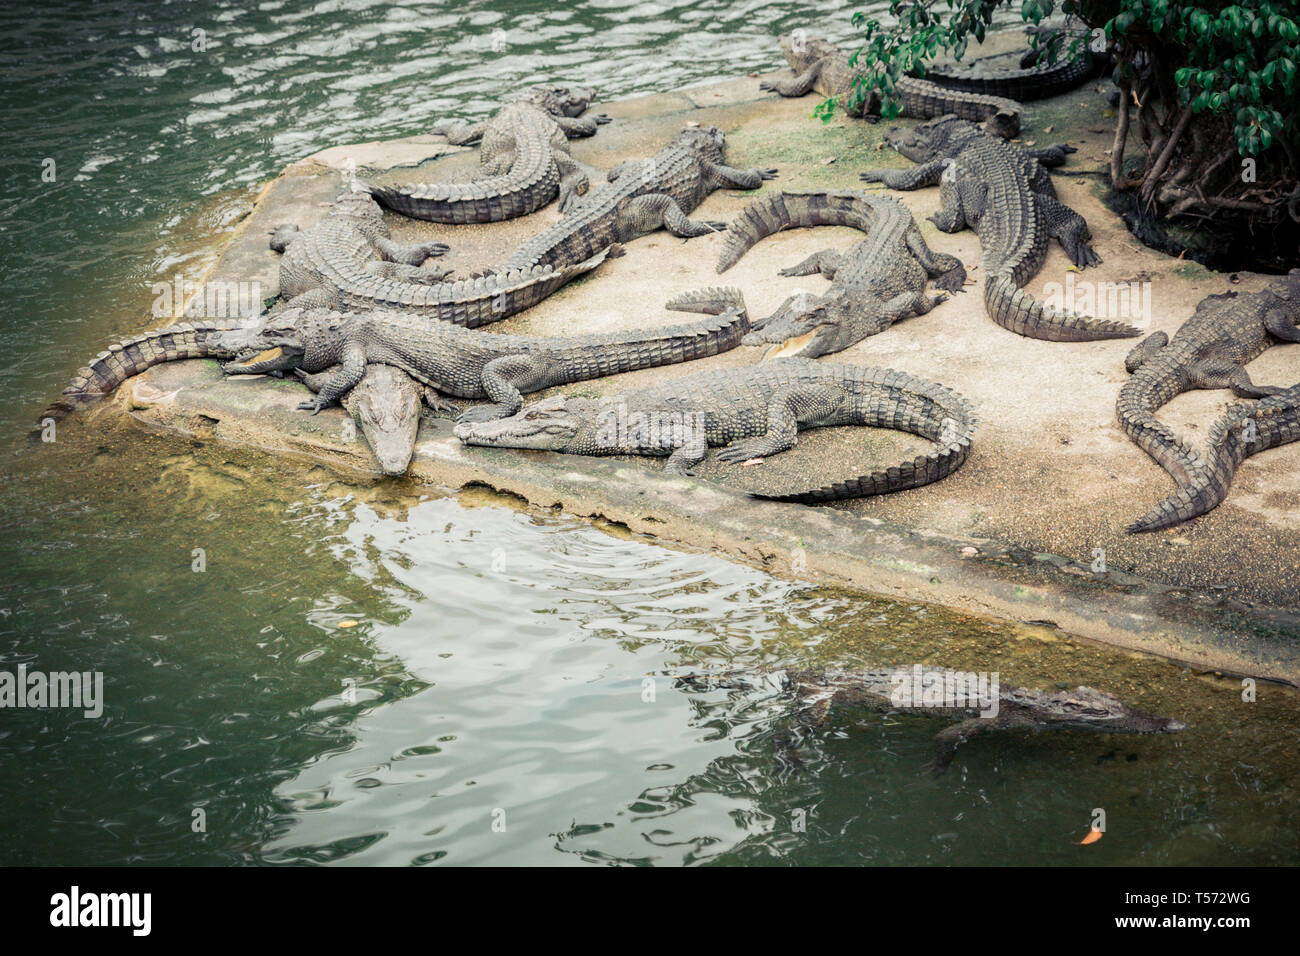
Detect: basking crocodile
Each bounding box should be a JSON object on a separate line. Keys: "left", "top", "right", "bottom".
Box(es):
{"left": 309, "top": 363, "right": 430, "bottom": 476}
{"left": 267, "top": 189, "right": 608, "bottom": 327}
{"left": 1118, "top": 269, "right": 1300, "bottom": 532}
{"left": 713, "top": 190, "right": 965, "bottom": 357}
{"left": 211, "top": 289, "right": 750, "bottom": 425}
{"left": 763, "top": 33, "right": 1022, "bottom": 139}
{"left": 503, "top": 125, "right": 777, "bottom": 271}
{"left": 453, "top": 359, "right": 977, "bottom": 503}
{"left": 368, "top": 85, "right": 610, "bottom": 223}
{"left": 924, "top": 31, "right": 1104, "bottom": 102}
{"left": 680, "top": 667, "right": 1185, "bottom": 774}
{"left": 861, "top": 115, "right": 1141, "bottom": 342}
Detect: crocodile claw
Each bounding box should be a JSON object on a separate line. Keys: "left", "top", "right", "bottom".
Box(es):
{"left": 716, "top": 440, "right": 768, "bottom": 463}
{"left": 455, "top": 403, "right": 510, "bottom": 425}
{"left": 297, "top": 399, "right": 326, "bottom": 415}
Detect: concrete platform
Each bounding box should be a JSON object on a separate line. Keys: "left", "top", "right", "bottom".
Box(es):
{"left": 84, "top": 60, "right": 1300, "bottom": 683}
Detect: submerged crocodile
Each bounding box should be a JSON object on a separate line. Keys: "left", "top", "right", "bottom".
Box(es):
{"left": 763, "top": 33, "right": 1022, "bottom": 139}
{"left": 265, "top": 190, "right": 606, "bottom": 327}
{"left": 369, "top": 85, "right": 610, "bottom": 223}
{"left": 861, "top": 115, "right": 1140, "bottom": 342}
{"left": 680, "top": 667, "right": 1185, "bottom": 774}
{"left": 454, "top": 359, "right": 977, "bottom": 503}
{"left": 503, "top": 125, "right": 777, "bottom": 271}
{"left": 1118, "top": 269, "right": 1300, "bottom": 532}
{"left": 212, "top": 290, "right": 750, "bottom": 425}
{"left": 714, "top": 190, "right": 965, "bottom": 358}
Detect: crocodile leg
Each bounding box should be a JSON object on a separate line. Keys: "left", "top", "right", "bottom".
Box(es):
{"left": 432, "top": 119, "right": 487, "bottom": 146}
{"left": 929, "top": 178, "right": 973, "bottom": 233}
{"left": 456, "top": 354, "right": 560, "bottom": 423}
{"left": 778, "top": 249, "right": 842, "bottom": 278}
{"left": 927, "top": 718, "right": 995, "bottom": 775}
{"left": 715, "top": 384, "right": 849, "bottom": 463}
{"left": 365, "top": 259, "right": 455, "bottom": 283}
{"left": 905, "top": 227, "right": 967, "bottom": 292}
{"left": 1124, "top": 331, "right": 1168, "bottom": 372}
{"left": 1021, "top": 143, "right": 1078, "bottom": 167}
{"left": 554, "top": 151, "right": 591, "bottom": 213}
{"left": 760, "top": 63, "right": 822, "bottom": 97}
{"left": 555, "top": 114, "right": 611, "bottom": 138}
{"left": 664, "top": 436, "right": 709, "bottom": 476}
{"left": 1265, "top": 307, "right": 1300, "bottom": 341}
{"left": 617, "top": 193, "right": 724, "bottom": 239}
{"left": 706, "top": 162, "right": 780, "bottom": 190}
{"left": 1190, "top": 359, "right": 1287, "bottom": 398}
{"left": 373, "top": 236, "right": 451, "bottom": 267}
{"left": 1037, "top": 194, "right": 1101, "bottom": 268}
{"left": 882, "top": 290, "right": 949, "bottom": 321}
{"left": 298, "top": 342, "right": 366, "bottom": 413}
{"left": 860, "top": 159, "right": 948, "bottom": 190}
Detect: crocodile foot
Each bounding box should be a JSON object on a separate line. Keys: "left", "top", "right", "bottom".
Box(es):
{"left": 455, "top": 403, "right": 512, "bottom": 424}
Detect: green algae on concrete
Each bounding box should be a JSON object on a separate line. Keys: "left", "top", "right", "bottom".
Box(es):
{"left": 65, "top": 66, "right": 1300, "bottom": 684}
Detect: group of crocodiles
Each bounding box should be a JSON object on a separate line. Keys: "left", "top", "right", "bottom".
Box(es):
{"left": 39, "top": 32, "right": 1198, "bottom": 754}
{"left": 47, "top": 33, "right": 1298, "bottom": 538}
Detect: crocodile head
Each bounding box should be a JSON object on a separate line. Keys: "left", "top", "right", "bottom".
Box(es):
{"left": 1267, "top": 267, "right": 1300, "bottom": 304}
{"left": 329, "top": 190, "right": 385, "bottom": 224}
{"left": 346, "top": 364, "right": 422, "bottom": 476}
{"left": 453, "top": 394, "right": 602, "bottom": 451}
{"left": 883, "top": 114, "right": 976, "bottom": 163}
{"left": 757, "top": 297, "right": 862, "bottom": 360}
{"left": 1009, "top": 685, "right": 1186, "bottom": 733}
{"left": 516, "top": 84, "right": 599, "bottom": 117}
{"left": 671, "top": 124, "right": 727, "bottom": 165}
{"left": 777, "top": 32, "right": 840, "bottom": 74}
{"left": 211, "top": 309, "right": 314, "bottom": 375}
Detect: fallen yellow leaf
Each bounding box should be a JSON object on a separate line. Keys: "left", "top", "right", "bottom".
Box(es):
{"left": 338, "top": 620, "right": 358, "bottom": 629}
{"left": 1079, "top": 827, "right": 1103, "bottom": 845}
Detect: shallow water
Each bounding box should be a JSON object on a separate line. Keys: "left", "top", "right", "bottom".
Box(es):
{"left": 0, "top": 1, "right": 1296, "bottom": 866}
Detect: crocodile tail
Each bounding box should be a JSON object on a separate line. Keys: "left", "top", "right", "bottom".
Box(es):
{"left": 894, "top": 76, "right": 1021, "bottom": 138}
{"left": 984, "top": 273, "right": 1141, "bottom": 341}
{"left": 369, "top": 124, "right": 560, "bottom": 223}
{"left": 664, "top": 286, "right": 747, "bottom": 316}
{"left": 38, "top": 319, "right": 244, "bottom": 425}
{"left": 556, "top": 305, "right": 751, "bottom": 380}
{"left": 716, "top": 191, "right": 878, "bottom": 273}
{"left": 1115, "top": 364, "right": 1204, "bottom": 494}
{"left": 372, "top": 249, "right": 609, "bottom": 327}
{"left": 757, "top": 369, "right": 978, "bottom": 503}
{"left": 1126, "top": 384, "right": 1300, "bottom": 532}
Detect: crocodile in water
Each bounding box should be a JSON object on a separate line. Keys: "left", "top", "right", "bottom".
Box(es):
{"left": 713, "top": 190, "right": 965, "bottom": 357}
{"left": 763, "top": 33, "right": 1022, "bottom": 139}
{"left": 1118, "top": 269, "right": 1300, "bottom": 531}
{"left": 861, "top": 115, "right": 1140, "bottom": 342}
{"left": 680, "top": 667, "right": 1185, "bottom": 774}
{"left": 453, "top": 359, "right": 977, "bottom": 503}
{"left": 369, "top": 85, "right": 610, "bottom": 223}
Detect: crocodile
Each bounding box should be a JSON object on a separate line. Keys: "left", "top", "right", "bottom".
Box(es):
{"left": 713, "top": 190, "right": 965, "bottom": 358}
{"left": 503, "top": 125, "right": 777, "bottom": 271}
{"left": 267, "top": 189, "right": 608, "bottom": 327}
{"left": 308, "top": 362, "right": 429, "bottom": 476}
{"left": 368, "top": 84, "right": 611, "bottom": 223}
{"left": 453, "top": 359, "right": 977, "bottom": 503}
{"left": 762, "top": 33, "right": 1022, "bottom": 139}
{"left": 923, "top": 30, "right": 1105, "bottom": 102}
{"left": 1118, "top": 269, "right": 1300, "bottom": 532}
{"left": 860, "top": 115, "right": 1141, "bottom": 342}
{"left": 678, "top": 667, "right": 1185, "bottom": 774}
{"left": 211, "top": 289, "right": 750, "bottom": 426}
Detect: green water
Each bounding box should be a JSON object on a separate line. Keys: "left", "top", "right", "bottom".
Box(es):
{"left": 0, "top": 1, "right": 1296, "bottom": 866}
